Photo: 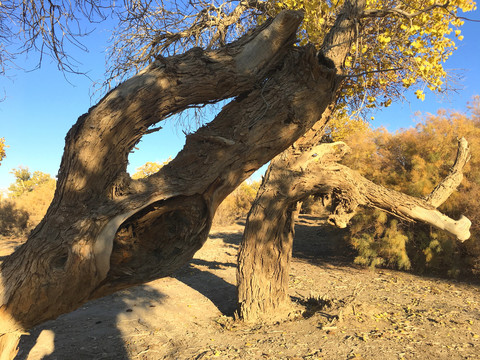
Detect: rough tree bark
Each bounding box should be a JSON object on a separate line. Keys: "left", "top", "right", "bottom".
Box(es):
{"left": 236, "top": 0, "right": 367, "bottom": 323}
{"left": 237, "top": 132, "right": 471, "bottom": 322}
{"left": 236, "top": 1, "right": 472, "bottom": 322}
{"left": 0, "top": 10, "right": 347, "bottom": 358}
{"left": 236, "top": 113, "right": 332, "bottom": 323}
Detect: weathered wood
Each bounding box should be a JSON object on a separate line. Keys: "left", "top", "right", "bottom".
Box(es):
{"left": 237, "top": 137, "right": 471, "bottom": 322}
{"left": 425, "top": 137, "right": 471, "bottom": 207}
{"left": 236, "top": 3, "right": 471, "bottom": 319}
{"left": 297, "top": 142, "right": 471, "bottom": 241}
{"left": 236, "top": 0, "right": 367, "bottom": 323}
{"left": 236, "top": 164, "right": 302, "bottom": 323}
{"left": 0, "top": 10, "right": 346, "bottom": 358}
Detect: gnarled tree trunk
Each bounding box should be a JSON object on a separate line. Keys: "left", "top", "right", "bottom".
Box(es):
{"left": 0, "top": 10, "right": 348, "bottom": 358}
{"left": 236, "top": 0, "right": 367, "bottom": 323}
{"left": 236, "top": 165, "right": 301, "bottom": 322}
{"left": 236, "top": 0, "right": 471, "bottom": 323}
{"left": 236, "top": 133, "right": 471, "bottom": 323}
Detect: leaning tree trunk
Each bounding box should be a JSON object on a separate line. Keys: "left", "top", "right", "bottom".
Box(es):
{"left": 236, "top": 0, "right": 471, "bottom": 323}
{"left": 0, "top": 10, "right": 351, "bottom": 358}
{"left": 236, "top": 0, "right": 366, "bottom": 323}
{"left": 237, "top": 0, "right": 471, "bottom": 319}
{"left": 237, "top": 134, "right": 471, "bottom": 323}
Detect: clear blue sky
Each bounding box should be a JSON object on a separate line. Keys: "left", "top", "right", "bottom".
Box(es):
{"left": 0, "top": 9, "right": 479, "bottom": 191}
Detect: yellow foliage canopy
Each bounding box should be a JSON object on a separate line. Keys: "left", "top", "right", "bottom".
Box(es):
{"left": 269, "top": 0, "right": 476, "bottom": 110}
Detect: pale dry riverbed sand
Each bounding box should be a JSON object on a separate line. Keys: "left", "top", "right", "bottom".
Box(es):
{"left": 1, "top": 215, "right": 479, "bottom": 359}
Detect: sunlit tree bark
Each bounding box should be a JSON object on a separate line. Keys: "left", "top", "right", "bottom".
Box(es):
{"left": 0, "top": 0, "right": 476, "bottom": 357}
{"left": 237, "top": 132, "right": 471, "bottom": 322}
{"left": 0, "top": 11, "right": 345, "bottom": 358}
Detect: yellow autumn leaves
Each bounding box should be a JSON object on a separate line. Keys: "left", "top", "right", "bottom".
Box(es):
{"left": 0, "top": 138, "right": 6, "bottom": 164}
{"left": 269, "top": 0, "right": 476, "bottom": 108}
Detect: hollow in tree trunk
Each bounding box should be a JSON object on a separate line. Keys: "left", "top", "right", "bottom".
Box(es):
{"left": 0, "top": 10, "right": 351, "bottom": 359}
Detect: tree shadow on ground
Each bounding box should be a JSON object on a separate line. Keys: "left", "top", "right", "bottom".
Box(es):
{"left": 292, "top": 215, "right": 480, "bottom": 287}
{"left": 174, "top": 262, "right": 238, "bottom": 316}
{"left": 208, "top": 231, "right": 242, "bottom": 248}
{"left": 210, "top": 215, "right": 355, "bottom": 267}
{"left": 15, "top": 285, "right": 165, "bottom": 360}
{"left": 292, "top": 214, "right": 356, "bottom": 266}
{"left": 183, "top": 215, "right": 357, "bottom": 318}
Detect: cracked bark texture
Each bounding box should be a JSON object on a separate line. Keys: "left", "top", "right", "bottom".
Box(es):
{"left": 235, "top": 1, "right": 471, "bottom": 323}
{"left": 237, "top": 134, "right": 471, "bottom": 323}
{"left": 0, "top": 10, "right": 346, "bottom": 359}
{"left": 236, "top": 0, "right": 367, "bottom": 324}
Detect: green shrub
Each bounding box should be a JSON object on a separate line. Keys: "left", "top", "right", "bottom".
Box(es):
{"left": 349, "top": 210, "right": 410, "bottom": 270}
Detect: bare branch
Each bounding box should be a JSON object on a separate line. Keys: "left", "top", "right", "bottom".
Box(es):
{"left": 0, "top": 0, "right": 113, "bottom": 75}
{"left": 265, "top": 138, "right": 472, "bottom": 241}
{"left": 361, "top": 2, "right": 450, "bottom": 19}
{"left": 144, "top": 126, "right": 163, "bottom": 135}
{"left": 308, "top": 142, "right": 472, "bottom": 241}
{"left": 341, "top": 67, "right": 403, "bottom": 79}
{"left": 425, "top": 137, "right": 471, "bottom": 207}
{"left": 453, "top": 15, "right": 480, "bottom": 22}
{"left": 103, "top": 0, "right": 273, "bottom": 90}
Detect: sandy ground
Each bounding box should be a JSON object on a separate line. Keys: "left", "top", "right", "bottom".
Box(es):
{"left": 2, "top": 215, "right": 480, "bottom": 359}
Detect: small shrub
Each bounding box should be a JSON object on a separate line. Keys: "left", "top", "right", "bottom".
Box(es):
{"left": 0, "top": 171, "right": 56, "bottom": 236}
{"left": 349, "top": 210, "right": 411, "bottom": 270}
{"left": 14, "top": 180, "right": 56, "bottom": 228}
{"left": 406, "top": 225, "right": 465, "bottom": 277}
{"left": 8, "top": 167, "right": 53, "bottom": 198}
{"left": 213, "top": 181, "right": 260, "bottom": 226}
{"left": 0, "top": 200, "right": 29, "bottom": 236}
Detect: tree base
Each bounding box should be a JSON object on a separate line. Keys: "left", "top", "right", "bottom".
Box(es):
{"left": 237, "top": 298, "right": 302, "bottom": 324}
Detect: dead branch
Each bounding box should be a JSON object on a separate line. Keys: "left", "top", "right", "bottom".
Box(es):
{"left": 104, "top": 0, "right": 273, "bottom": 89}
{"left": 425, "top": 137, "right": 470, "bottom": 207}
{"left": 361, "top": 2, "right": 450, "bottom": 20}
{"left": 303, "top": 140, "right": 472, "bottom": 241}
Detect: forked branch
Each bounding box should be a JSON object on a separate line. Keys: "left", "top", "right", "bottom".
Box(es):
{"left": 306, "top": 138, "right": 471, "bottom": 241}
{"left": 425, "top": 137, "right": 470, "bottom": 207}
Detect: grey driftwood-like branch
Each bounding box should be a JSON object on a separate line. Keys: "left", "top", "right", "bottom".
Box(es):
{"left": 298, "top": 138, "right": 471, "bottom": 241}
{"left": 425, "top": 137, "right": 470, "bottom": 207}
{"left": 236, "top": 132, "right": 471, "bottom": 323}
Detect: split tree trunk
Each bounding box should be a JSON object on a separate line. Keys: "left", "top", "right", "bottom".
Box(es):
{"left": 236, "top": 135, "right": 471, "bottom": 323}
{"left": 0, "top": 10, "right": 349, "bottom": 358}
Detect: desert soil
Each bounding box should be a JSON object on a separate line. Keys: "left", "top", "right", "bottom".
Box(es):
{"left": 2, "top": 214, "right": 480, "bottom": 360}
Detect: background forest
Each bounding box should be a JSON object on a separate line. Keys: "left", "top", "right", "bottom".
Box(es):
{"left": 342, "top": 96, "right": 480, "bottom": 276}
{"left": 2, "top": 97, "right": 479, "bottom": 277}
